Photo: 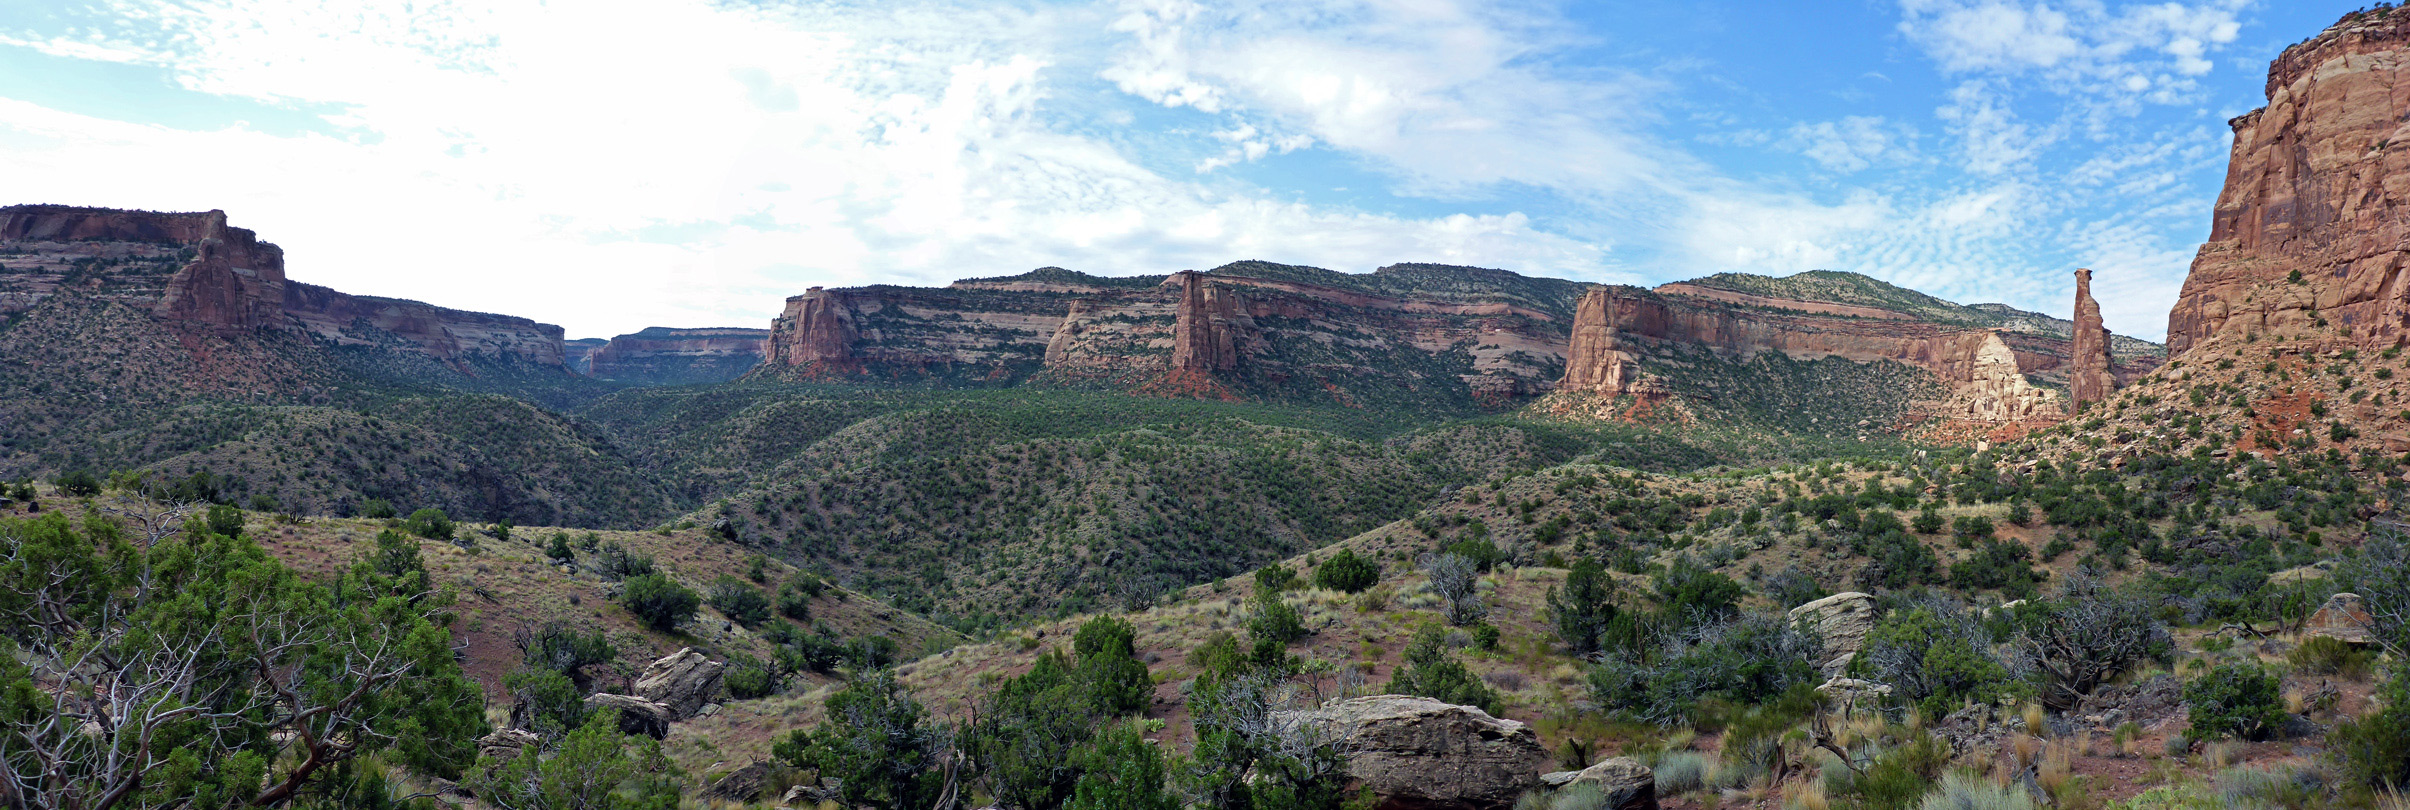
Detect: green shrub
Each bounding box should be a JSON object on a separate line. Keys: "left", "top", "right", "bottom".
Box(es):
{"left": 403, "top": 508, "right": 454, "bottom": 541}
{"left": 51, "top": 470, "right": 99, "bottom": 497}
{"left": 2334, "top": 669, "right": 2410, "bottom": 788}
{"left": 2184, "top": 663, "right": 2286, "bottom": 742}
{"left": 545, "top": 533, "right": 574, "bottom": 562}
{"left": 1915, "top": 772, "right": 2035, "bottom": 810}
{"left": 1313, "top": 549, "right": 1380, "bottom": 593}
{"left": 621, "top": 573, "right": 700, "bottom": 632}
{"left": 2288, "top": 635, "right": 2372, "bottom": 678}
{"left": 1859, "top": 604, "right": 2024, "bottom": 717}
{"left": 503, "top": 666, "right": 587, "bottom": 740}
{"left": 1253, "top": 564, "right": 1299, "bottom": 596}
{"left": 1073, "top": 616, "right": 1153, "bottom": 716}
{"left": 247, "top": 494, "right": 279, "bottom": 512}
{"left": 1830, "top": 734, "right": 1951, "bottom": 810}
{"left": 596, "top": 541, "right": 655, "bottom": 581}
{"left": 1588, "top": 612, "right": 1817, "bottom": 725}
{"left": 1652, "top": 751, "right": 1709, "bottom": 795}
{"left": 1385, "top": 626, "right": 1501, "bottom": 715}
{"left": 726, "top": 655, "right": 781, "bottom": 699}
{"left": 1444, "top": 537, "right": 1506, "bottom": 572}
{"left": 204, "top": 504, "right": 244, "bottom": 539}
{"left": 1246, "top": 593, "right": 1307, "bottom": 645}
{"left": 708, "top": 575, "right": 773, "bottom": 629}
{"left": 1549, "top": 556, "right": 1618, "bottom": 655}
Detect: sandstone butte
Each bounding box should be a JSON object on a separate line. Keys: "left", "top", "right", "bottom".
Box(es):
{"left": 2165, "top": 10, "right": 2410, "bottom": 355}
{"left": 0, "top": 204, "right": 569, "bottom": 368}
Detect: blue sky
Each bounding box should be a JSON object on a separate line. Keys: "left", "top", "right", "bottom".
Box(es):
{"left": 0, "top": 0, "right": 2368, "bottom": 340}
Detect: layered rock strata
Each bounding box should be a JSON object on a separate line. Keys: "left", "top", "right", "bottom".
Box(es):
{"left": 2164, "top": 9, "right": 2410, "bottom": 355}
{"left": 1553, "top": 285, "right": 2070, "bottom": 425}
{"left": 1275, "top": 695, "right": 1546, "bottom": 810}
{"left": 0, "top": 205, "right": 569, "bottom": 367}
{"left": 758, "top": 261, "right": 2157, "bottom": 424}
{"left": 585, "top": 326, "right": 768, "bottom": 383}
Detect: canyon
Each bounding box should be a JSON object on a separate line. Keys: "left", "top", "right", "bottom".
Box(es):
{"left": 578, "top": 326, "right": 769, "bottom": 385}
{"left": 759, "top": 260, "right": 2159, "bottom": 429}
{"left": 0, "top": 204, "right": 568, "bottom": 369}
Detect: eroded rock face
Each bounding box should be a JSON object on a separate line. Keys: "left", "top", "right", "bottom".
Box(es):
{"left": 1788, "top": 592, "right": 1879, "bottom": 676}
{"left": 2069, "top": 268, "right": 2114, "bottom": 407}
{"left": 0, "top": 205, "right": 569, "bottom": 367}
{"left": 2165, "top": 9, "right": 2410, "bottom": 355}
{"left": 1277, "top": 695, "right": 1546, "bottom": 810}
{"left": 2307, "top": 592, "right": 2377, "bottom": 646}
{"left": 633, "top": 647, "right": 725, "bottom": 720}
{"left": 1560, "top": 286, "right": 1638, "bottom": 395}
{"left": 585, "top": 326, "right": 769, "bottom": 384}
{"left": 766, "top": 287, "right": 861, "bottom": 373}
{"left": 1925, "top": 331, "right": 2060, "bottom": 423}
{"left": 1538, "top": 757, "right": 1656, "bottom": 810}
{"left": 1170, "top": 270, "right": 1250, "bottom": 373}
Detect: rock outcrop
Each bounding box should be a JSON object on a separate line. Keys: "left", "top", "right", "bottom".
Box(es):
{"left": 632, "top": 647, "right": 725, "bottom": 720}
{"left": 1538, "top": 757, "right": 1656, "bottom": 810}
{"left": 2164, "top": 9, "right": 2410, "bottom": 356}
{"left": 1276, "top": 695, "right": 1546, "bottom": 810}
{"left": 0, "top": 205, "right": 572, "bottom": 368}
{"left": 1925, "top": 331, "right": 2060, "bottom": 423}
{"left": 475, "top": 728, "right": 542, "bottom": 764}
{"left": 2307, "top": 592, "right": 2377, "bottom": 646}
{"left": 1170, "top": 270, "right": 1250, "bottom": 373}
{"left": 2069, "top": 268, "right": 2114, "bottom": 407}
{"left": 753, "top": 261, "right": 2156, "bottom": 424}
{"left": 765, "top": 287, "right": 860, "bottom": 373}
{"left": 1788, "top": 592, "right": 1879, "bottom": 676}
{"left": 1560, "top": 286, "right": 1638, "bottom": 395}
{"left": 584, "top": 326, "right": 769, "bottom": 384}
{"left": 583, "top": 692, "right": 676, "bottom": 738}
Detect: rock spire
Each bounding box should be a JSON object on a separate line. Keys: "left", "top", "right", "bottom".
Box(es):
{"left": 2069, "top": 268, "right": 2113, "bottom": 407}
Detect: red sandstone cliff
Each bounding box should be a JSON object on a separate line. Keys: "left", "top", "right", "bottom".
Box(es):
{"left": 1551, "top": 283, "right": 2064, "bottom": 427}
{"left": 0, "top": 205, "right": 569, "bottom": 368}
{"left": 2165, "top": 10, "right": 2410, "bottom": 355}
{"left": 586, "top": 327, "right": 768, "bottom": 383}
{"left": 1168, "top": 270, "right": 1248, "bottom": 373}
{"left": 2069, "top": 268, "right": 2113, "bottom": 407}
{"left": 765, "top": 287, "right": 862, "bottom": 373}
{"left": 1559, "top": 287, "right": 1636, "bottom": 394}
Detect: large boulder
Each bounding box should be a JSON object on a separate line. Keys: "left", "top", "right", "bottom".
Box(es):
{"left": 2307, "top": 593, "right": 2376, "bottom": 646}
{"left": 1816, "top": 677, "right": 1893, "bottom": 709}
{"left": 1276, "top": 695, "right": 1545, "bottom": 810}
{"left": 1788, "top": 592, "right": 1878, "bottom": 676}
{"left": 584, "top": 693, "right": 676, "bottom": 738}
{"left": 476, "top": 728, "right": 541, "bottom": 764}
{"left": 1538, "top": 757, "right": 1655, "bottom": 810}
{"left": 703, "top": 760, "right": 772, "bottom": 802}
{"left": 634, "top": 647, "right": 726, "bottom": 720}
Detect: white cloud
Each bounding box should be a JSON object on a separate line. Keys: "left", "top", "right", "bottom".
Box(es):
{"left": 0, "top": 0, "right": 1619, "bottom": 337}
{"left": 1784, "top": 116, "right": 1917, "bottom": 172}
{"left": 1896, "top": 0, "right": 2247, "bottom": 104}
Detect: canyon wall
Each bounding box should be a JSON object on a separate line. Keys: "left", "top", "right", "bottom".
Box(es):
{"left": 0, "top": 205, "right": 569, "bottom": 368}
{"left": 1553, "top": 283, "right": 2071, "bottom": 426}
{"left": 2164, "top": 9, "right": 2410, "bottom": 356}
{"left": 585, "top": 327, "right": 768, "bottom": 384}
